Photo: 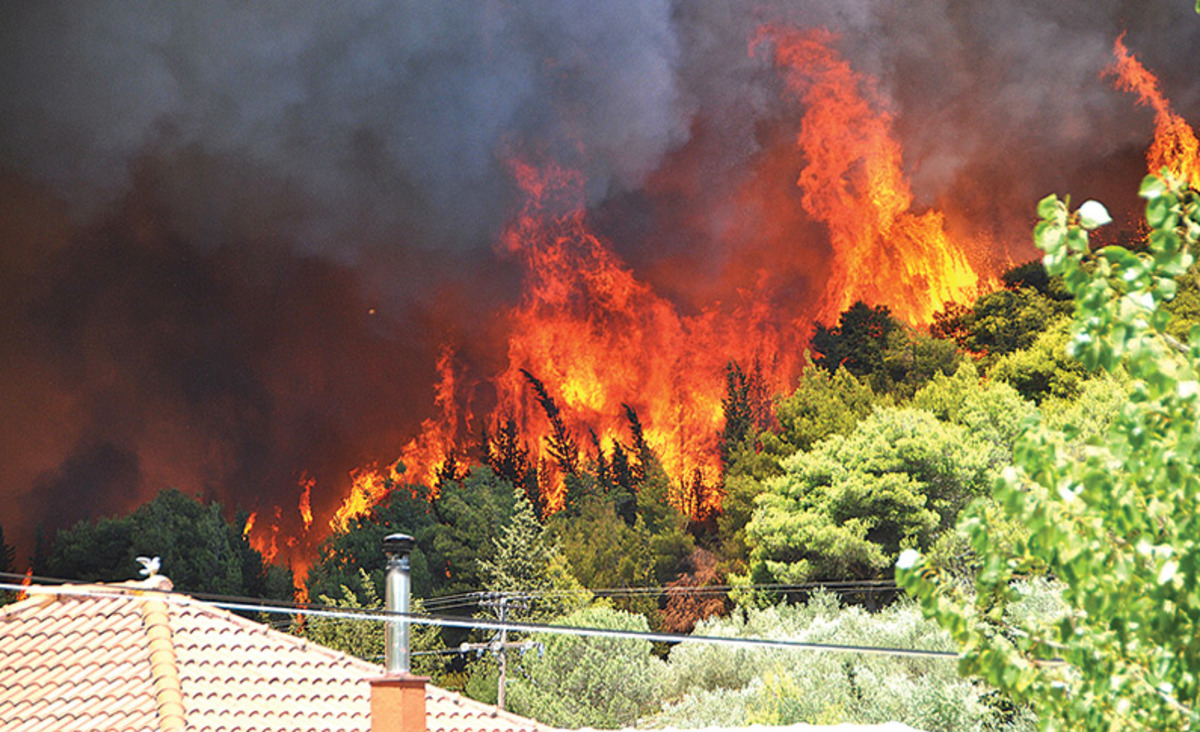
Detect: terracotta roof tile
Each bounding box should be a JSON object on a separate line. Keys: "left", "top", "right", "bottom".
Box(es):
{"left": 1, "top": 581, "right": 553, "bottom": 732}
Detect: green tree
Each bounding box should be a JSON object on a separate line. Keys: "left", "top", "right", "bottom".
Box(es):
{"left": 986, "top": 318, "right": 1089, "bottom": 403}
{"left": 478, "top": 492, "right": 588, "bottom": 620}
{"left": 719, "top": 360, "right": 771, "bottom": 472}
{"left": 305, "top": 480, "right": 439, "bottom": 604}
{"left": 507, "top": 604, "right": 666, "bottom": 728}
{"left": 964, "top": 288, "right": 1067, "bottom": 358}
{"left": 300, "top": 568, "right": 442, "bottom": 675}
{"left": 811, "top": 301, "right": 897, "bottom": 380}
{"left": 912, "top": 360, "right": 1037, "bottom": 461}
{"left": 812, "top": 302, "right": 960, "bottom": 397}
{"left": 483, "top": 414, "right": 542, "bottom": 520}
{"left": 42, "top": 488, "right": 292, "bottom": 599}
{"left": 1037, "top": 371, "right": 1132, "bottom": 442}
{"left": 654, "top": 590, "right": 1031, "bottom": 731}
{"left": 878, "top": 323, "right": 962, "bottom": 399}
{"left": 551, "top": 497, "right": 657, "bottom": 618}
{"left": 776, "top": 365, "right": 877, "bottom": 455}
{"left": 717, "top": 364, "right": 885, "bottom": 569}
{"left": 744, "top": 407, "right": 994, "bottom": 591}
{"left": 1163, "top": 264, "right": 1200, "bottom": 341}
{"left": 41, "top": 515, "right": 136, "bottom": 582}
{"left": 899, "top": 174, "right": 1200, "bottom": 729}
{"left": 429, "top": 467, "right": 521, "bottom": 596}
{"left": 1000, "top": 259, "right": 1071, "bottom": 300}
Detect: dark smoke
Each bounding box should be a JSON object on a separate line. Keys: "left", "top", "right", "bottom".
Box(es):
{"left": 1, "top": 0, "right": 1197, "bottom": 563}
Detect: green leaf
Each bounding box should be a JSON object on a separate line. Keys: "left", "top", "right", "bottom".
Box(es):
{"left": 1139, "top": 174, "right": 1167, "bottom": 200}
{"left": 1148, "top": 197, "right": 1172, "bottom": 229}
{"left": 1037, "top": 194, "right": 1061, "bottom": 220}
{"left": 1078, "top": 200, "right": 1112, "bottom": 230}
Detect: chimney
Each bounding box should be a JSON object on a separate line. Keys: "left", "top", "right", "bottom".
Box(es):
{"left": 383, "top": 533, "right": 415, "bottom": 674}
{"left": 370, "top": 533, "right": 428, "bottom": 732}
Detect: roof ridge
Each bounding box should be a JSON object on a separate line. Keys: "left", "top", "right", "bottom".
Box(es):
{"left": 138, "top": 591, "right": 186, "bottom": 731}
{"left": 170, "top": 595, "right": 386, "bottom": 673}
{"left": 426, "top": 684, "right": 550, "bottom": 728}
{"left": 0, "top": 592, "right": 55, "bottom": 618}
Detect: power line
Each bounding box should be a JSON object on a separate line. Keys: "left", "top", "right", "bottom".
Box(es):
{"left": 0, "top": 571, "right": 898, "bottom": 604}
{"left": 416, "top": 579, "right": 900, "bottom": 610}
{"left": 0, "top": 579, "right": 965, "bottom": 662}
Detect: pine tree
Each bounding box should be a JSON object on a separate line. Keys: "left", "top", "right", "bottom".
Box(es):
{"left": 719, "top": 361, "right": 755, "bottom": 472}
{"left": 522, "top": 369, "right": 580, "bottom": 476}
{"left": 434, "top": 452, "right": 465, "bottom": 492}
{"left": 478, "top": 492, "right": 585, "bottom": 620}
{"left": 483, "top": 414, "right": 542, "bottom": 520}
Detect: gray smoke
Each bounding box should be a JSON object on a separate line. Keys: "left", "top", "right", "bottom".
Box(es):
{"left": 2, "top": 1, "right": 1198, "bottom": 255}
{"left": 0, "top": 1, "right": 688, "bottom": 254}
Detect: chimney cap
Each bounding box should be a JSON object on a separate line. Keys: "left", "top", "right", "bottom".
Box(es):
{"left": 383, "top": 533, "right": 416, "bottom": 558}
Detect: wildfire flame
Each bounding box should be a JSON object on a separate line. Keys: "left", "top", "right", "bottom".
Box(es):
{"left": 317, "top": 26, "right": 997, "bottom": 534}
{"left": 1110, "top": 35, "right": 1200, "bottom": 186}
{"left": 394, "top": 346, "right": 468, "bottom": 489}
{"left": 243, "top": 508, "right": 281, "bottom": 564}
{"left": 16, "top": 567, "right": 32, "bottom": 601}
{"left": 298, "top": 474, "right": 314, "bottom": 531}
{"left": 753, "top": 27, "right": 985, "bottom": 325}
{"left": 492, "top": 159, "right": 767, "bottom": 510}
{"left": 359, "top": 158, "right": 795, "bottom": 517}
{"left": 329, "top": 462, "right": 408, "bottom": 532}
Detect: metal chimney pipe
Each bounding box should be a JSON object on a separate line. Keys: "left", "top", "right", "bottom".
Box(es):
{"left": 382, "top": 533, "right": 416, "bottom": 675}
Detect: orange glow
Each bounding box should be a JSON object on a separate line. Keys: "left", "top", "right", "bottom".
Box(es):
{"left": 329, "top": 462, "right": 406, "bottom": 532}
{"left": 244, "top": 508, "right": 281, "bottom": 564}
{"left": 753, "top": 27, "right": 985, "bottom": 325}
{"left": 318, "top": 27, "right": 1001, "bottom": 530}
{"left": 298, "top": 474, "right": 314, "bottom": 531}
{"left": 394, "top": 346, "right": 467, "bottom": 489}
{"left": 1110, "top": 35, "right": 1200, "bottom": 186}
{"left": 16, "top": 567, "right": 32, "bottom": 601}
{"left": 368, "top": 157, "right": 804, "bottom": 519}
{"left": 281, "top": 24, "right": 1016, "bottom": 557}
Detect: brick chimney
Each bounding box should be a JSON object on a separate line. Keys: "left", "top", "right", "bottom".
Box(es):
{"left": 370, "top": 533, "right": 428, "bottom": 732}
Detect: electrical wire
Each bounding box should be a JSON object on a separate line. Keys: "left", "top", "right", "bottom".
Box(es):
{"left": 415, "top": 578, "right": 901, "bottom": 612}
{"left": 0, "top": 578, "right": 966, "bottom": 661}
{"left": 0, "top": 572, "right": 896, "bottom": 605}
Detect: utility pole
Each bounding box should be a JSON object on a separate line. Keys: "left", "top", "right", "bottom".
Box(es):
{"left": 497, "top": 595, "right": 509, "bottom": 710}
{"left": 464, "top": 592, "right": 531, "bottom": 711}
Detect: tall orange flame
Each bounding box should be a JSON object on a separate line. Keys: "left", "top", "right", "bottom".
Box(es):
{"left": 754, "top": 27, "right": 984, "bottom": 325}
{"left": 492, "top": 158, "right": 761, "bottom": 510}
{"left": 16, "top": 567, "right": 32, "bottom": 601}
{"left": 1110, "top": 35, "right": 1200, "bottom": 186}
{"left": 318, "top": 26, "right": 998, "bottom": 547}
{"left": 329, "top": 462, "right": 407, "bottom": 532}
{"left": 243, "top": 508, "right": 281, "bottom": 564}
{"left": 394, "top": 346, "right": 468, "bottom": 488}
{"left": 368, "top": 158, "right": 799, "bottom": 517}
{"left": 297, "top": 474, "right": 314, "bottom": 531}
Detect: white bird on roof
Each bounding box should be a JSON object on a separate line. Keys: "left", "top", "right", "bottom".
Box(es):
{"left": 136, "top": 556, "right": 161, "bottom": 577}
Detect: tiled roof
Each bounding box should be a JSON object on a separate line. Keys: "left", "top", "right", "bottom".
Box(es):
{"left": 0, "top": 578, "right": 548, "bottom": 732}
